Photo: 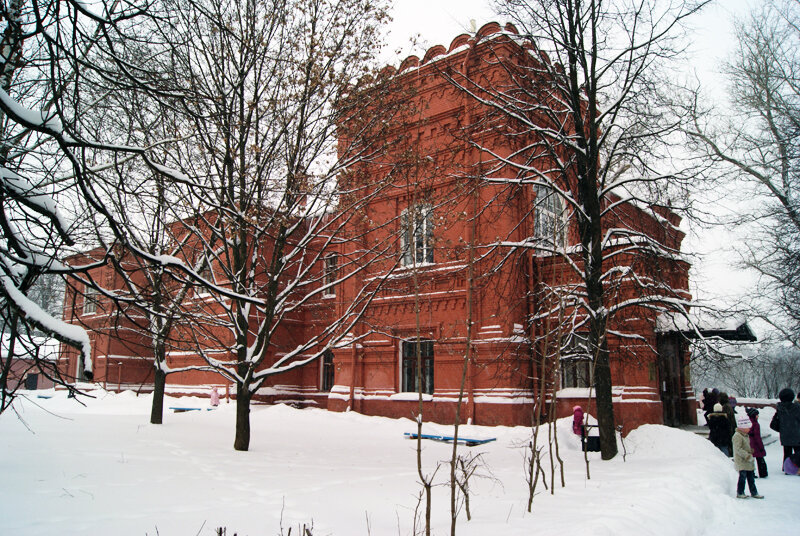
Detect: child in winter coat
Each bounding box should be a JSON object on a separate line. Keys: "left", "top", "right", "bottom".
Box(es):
{"left": 733, "top": 414, "right": 764, "bottom": 499}
{"left": 572, "top": 406, "right": 584, "bottom": 436}
{"left": 746, "top": 407, "right": 767, "bottom": 478}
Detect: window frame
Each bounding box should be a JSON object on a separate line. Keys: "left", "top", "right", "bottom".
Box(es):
{"left": 195, "top": 262, "right": 213, "bottom": 298}
{"left": 559, "top": 332, "right": 593, "bottom": 389}
{"left": 322, "top": 254, "right": 338, "bottom": 298}
{"left": 82, "top": 285, "right": 99, "bottom": 315}
{"left": 321, "top": 350, "right": 335, "bottom": 392}
{"left": 401, "top": 339, "right": 434, "bottom": 395}
{"left": 534, "top": 185, "right": 567, "bottom": 250}
{"left": 400, "top": 203, "right": 434, "bottom": 267}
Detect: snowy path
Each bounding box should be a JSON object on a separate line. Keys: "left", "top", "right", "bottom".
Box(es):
{"left": 1, "top": 389, "right": 798, "bottom": 535}
{"left": 714, "top": 434, "right": 799, "bottom": 535}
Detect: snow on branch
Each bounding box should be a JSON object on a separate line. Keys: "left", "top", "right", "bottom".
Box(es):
{"left": 0, "top": 88, "right": 64, "bottom": 135}
{"left": 0, "top": 272, "right": 91, "bottom": 369}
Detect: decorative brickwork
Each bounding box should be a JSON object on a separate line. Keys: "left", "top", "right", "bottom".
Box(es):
{"left": 59, "top": 23, "right": 695, "bottom": 434}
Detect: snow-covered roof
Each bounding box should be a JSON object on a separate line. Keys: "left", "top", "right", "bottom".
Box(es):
{"left": 655, "top": 313, "right": 757, "bottom": 342}
{"left": 0, "top": 334, "right": 61, "bottom": 361}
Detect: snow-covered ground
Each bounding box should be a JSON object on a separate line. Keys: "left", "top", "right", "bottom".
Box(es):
{"left": 2, "top": 390, "right": 798, "bottom": 535}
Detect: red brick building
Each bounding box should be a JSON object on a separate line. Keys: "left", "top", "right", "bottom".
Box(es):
{"left": 60, "top": 23, "right": 700, "bottom": 432}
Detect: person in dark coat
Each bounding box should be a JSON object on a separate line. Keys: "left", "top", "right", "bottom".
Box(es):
{"left": 718, "top": 392, "right": 736, "bottom": 455}
{"left": 702, "top": 389, "right": 718, "bottom": 426}
{"left": 746, "top": 407, "right": 767, "bottom": 478}
{"left": 707, "top": 403, "right": 732, "bottom": 456}
{"left": 770, "top": 387, "right": 800, "bottom": 468}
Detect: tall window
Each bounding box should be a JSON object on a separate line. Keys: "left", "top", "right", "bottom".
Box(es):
{"left": 196, "top": 262, "right": 212, "bottom": 297}
{"left": 82, "top": 285, "right": 98, "bottom": 315}
{"left": 560, "top": 332, "right": 592, "bottom": 388}
{"left": 534, "top": 185, "right": 567, "bottom": 248}
{"left": 400, "top": 204, "right": 434, "bottom": 266}
{"left": 401, "top": 340, "right": 434, "bottom": 394}
{"left": 321, "top": 350, "right": 335, "bottom": 392}
{"left": 323, "top": 254, "right": 338, "bottom": 297}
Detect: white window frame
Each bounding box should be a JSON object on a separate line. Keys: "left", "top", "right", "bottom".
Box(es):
{"left": 560, "top": 332, "right": 592, "bottom": 389}
{"left": 400, "top": 203, "right": 434, "bottom": 267}
{"left": 196, "top": 263, "right": 212, "bottom": 298}
{"left": 534, "top": 185, "right": 567, "bottom": 251}
{"left": 82, "top": 285, "right": 98, "bottom": 315}
{"left": 322, "top": 254, "right": 338, "bottom": 298}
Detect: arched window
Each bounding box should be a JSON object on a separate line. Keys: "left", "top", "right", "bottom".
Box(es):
{"left": 196, "top": 262, "right": 213, "bottom": 297}
{"left": 534, "top": 185, "right": 567, "bottom": 249}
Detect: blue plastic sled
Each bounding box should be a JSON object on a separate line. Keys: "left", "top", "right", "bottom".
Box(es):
{"left": 404, "top": 432, "right": 496, "bottom": 447}
{"left": 169, "top": 406, "right": 216, "bottom": 412}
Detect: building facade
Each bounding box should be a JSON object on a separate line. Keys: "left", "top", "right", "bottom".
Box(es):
{"left": 59, "top": 23, "right": 698, "bottom": 432}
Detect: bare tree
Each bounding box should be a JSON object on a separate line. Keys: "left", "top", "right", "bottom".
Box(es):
{"left": 692, "top": 341, "right": 800, "bottom": 398}
{"left": 442, "top": 0, "right": 707, "bottom": 459}
{"left": 683, "top": 0, "right": 800, "bottom": 348}
{"left": 79, "top": 78, "right": 225, "bottom": 424}
{"left": 0, "top": 0, "right": 182, "bottom": 410}
{"left": 134, "top": 0, "right": 397, "bottom": 451}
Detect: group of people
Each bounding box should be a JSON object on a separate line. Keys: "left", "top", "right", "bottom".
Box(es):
{"left": 702, "top": 387, "right": 800, "bottom": 499}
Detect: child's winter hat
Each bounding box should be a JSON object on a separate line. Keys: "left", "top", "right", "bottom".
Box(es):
{"left": 745, "top": 407, "right": 759, "bottom": 417}
{"left": 713, "top": 403, "right": 723, "bottom": 412}
{"left": 736, "top": 414, "right": 752, "bottom": 429}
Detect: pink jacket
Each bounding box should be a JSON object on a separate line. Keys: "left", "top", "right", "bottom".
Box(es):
{"left": 748, "top": 417, "right": 766, "bottom": 458}
{"left": 572, "top": 406, "right": 584, "bottom": 435}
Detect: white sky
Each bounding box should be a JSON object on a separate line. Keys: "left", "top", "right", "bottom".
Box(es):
{"left": 384, "top": 0, "right": 763, "bottom": 330}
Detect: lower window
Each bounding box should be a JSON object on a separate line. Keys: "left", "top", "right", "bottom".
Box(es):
{"left": 560, "top": 332, "right": 592, "bottom": 388}
{"left": 321, "top": 350, "right": 335, "bottom": 392}
{"left": 561, "top": 358, "right": 592, "bottom": 388}
{"left": 401, "top": 340, "right": 434, "bottom": 394}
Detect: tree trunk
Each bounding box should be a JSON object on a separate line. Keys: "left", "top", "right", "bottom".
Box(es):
{"left": 0, "top": 314, "right": 20, "bottom": 412}
{"left": 234, "top": 383, "right": 251, "bottom": 451}
{"left": 150, "top": 366, "right": 166, "bottom": 425}
{"left": 594, "top": 338, "right": 617, "bottom": 460}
